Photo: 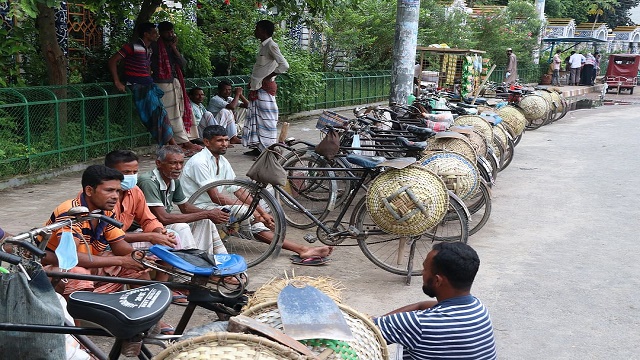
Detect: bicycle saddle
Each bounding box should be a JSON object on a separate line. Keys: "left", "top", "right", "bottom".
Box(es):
{"left": 405, "top": 124, "right": 436, "bottom": 139}
{"left": 149, "top": 245, "right": 247, "bottom": 276}
{"left": 396, "top": 136, "right": 428, "bottom": 151}
{"left": 67, "top": 283, "right": 171, "bottom": 339}
{"left": 345, "top": 154, "right": 386, "bottom": 168}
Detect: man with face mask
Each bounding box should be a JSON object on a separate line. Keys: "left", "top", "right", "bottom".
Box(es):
{"left": 374, "top": 242, "right": 496, "bottom": 359}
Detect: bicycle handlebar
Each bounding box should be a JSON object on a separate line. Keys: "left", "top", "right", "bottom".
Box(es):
{"left": 0, "top": 250, "right": 22, "bottom": 265}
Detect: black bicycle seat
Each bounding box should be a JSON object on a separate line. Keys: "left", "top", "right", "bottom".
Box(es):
{"left": 396, "top": 136, "right": 428, "bottom": 151}
{"left": 345, "top": 154, "right": 386, "bottom": 168}
{"left": 405, "top": 125, "right": 436, "bottom": 139}
{"left": 67, "top": 283, "right": 171, "bottom": 339}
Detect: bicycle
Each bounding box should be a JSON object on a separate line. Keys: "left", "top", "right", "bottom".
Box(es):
{"left": 0, "top": 207, "right": 249, "bottom": 359}
{"left": 186, "top": 142, "right": 470, "bottom": 286}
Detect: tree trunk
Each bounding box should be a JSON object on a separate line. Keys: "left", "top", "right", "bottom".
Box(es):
{"left": 132, "top": 0, "right": 163, "bottom": 41}
{"left": 36, "top": 3, "right": 67, "bottom": 86}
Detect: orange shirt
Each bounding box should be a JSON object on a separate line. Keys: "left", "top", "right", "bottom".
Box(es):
{"left": 44, "top": 194, "right": 125, "bottom": 255}
{"left": 112, "top": 186, "right": 163, "bottom": 232}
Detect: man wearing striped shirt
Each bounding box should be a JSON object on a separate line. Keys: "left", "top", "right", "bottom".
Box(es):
{"left": 375, "top": 242, "right": 496, "bottom": 359}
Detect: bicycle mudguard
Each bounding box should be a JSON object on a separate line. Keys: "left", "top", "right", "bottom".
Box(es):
{"left": 148, "top": 245, "right": 247, "bottom": 276}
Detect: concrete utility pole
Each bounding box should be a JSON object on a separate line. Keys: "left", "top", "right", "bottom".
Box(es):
{"left": 390, "top": 0, "right": 420, "bottom": 105}
{"left": 533, "top": 0, "right": 546, "bottom": 64}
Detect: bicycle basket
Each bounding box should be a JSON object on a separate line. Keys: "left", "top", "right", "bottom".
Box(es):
{"left": 366, "top": 165, "right": 449, "bottom": 236}
{"left": 453, "top": 115, "right": 493, "bottom": 143}
{"left": 241, "top": 301, "right": 389, "bottom": 360}
{"left": 154, "top": 332, "right": 307, "bottom": 360}
{"left": 420, "top": 151, "right": 479, "bottom": 200}
{"left": 496, "top": 105, "right": 526, "bottom": 137}
{"left": 464, "top": 129, "right": 489, "bottom": 158}
{"left": 518, "top": 94, "right": 550, "bottom": 121}
{"left": 425, "top": 134, "right": 478, "bottom": 162}
{"left": 316, "top": 110, "right": 349, "bottom": 133}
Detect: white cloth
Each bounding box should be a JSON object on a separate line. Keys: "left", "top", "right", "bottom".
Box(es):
{"left": 249, "top": 37, "right": 289, "bottom": 91}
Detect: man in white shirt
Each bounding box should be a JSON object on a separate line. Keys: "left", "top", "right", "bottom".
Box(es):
{"left": 182, "top": 125, "right": 333, "bottom": 265}
{"left": 206, "top": 80, "right": 248, "bottom": 144}
{"left": 568, "top": 51, "right": 585, "bottom": 86}
{"left": 242, "top": 20, "right": 289, "bottom": 157}
{"left": 190, "top": 87, "right": 241, "bottom": 146}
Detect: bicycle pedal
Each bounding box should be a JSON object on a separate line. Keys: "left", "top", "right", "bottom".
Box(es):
{"left": 303, "top": 234, "right": 318, "bottom": 243}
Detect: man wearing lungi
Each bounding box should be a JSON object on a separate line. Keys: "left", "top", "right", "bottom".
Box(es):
{"left": 242, "top": 20, "right": 289, "bottom": 157}
{"left": 109, "top": 23, "right": 176, "bottom": 146}
{"left": 151, "top": 21, "right": 202, "bottom": 156}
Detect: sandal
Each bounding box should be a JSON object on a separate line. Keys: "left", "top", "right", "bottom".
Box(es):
{"left": 159, "top": 321, "right": 175, "bottom": 335}
{"left": 290, "top": 255, "right": 330, "bottom": 266}
{"left": 171, "top": 291, "right": 189, "bottom": 306}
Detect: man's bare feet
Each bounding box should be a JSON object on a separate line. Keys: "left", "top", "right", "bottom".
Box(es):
{"left": 229, "top": 136, "right": 242, "bottom": 144}
{"left": 298, "top": 246, "right": 333, "bottom": 259}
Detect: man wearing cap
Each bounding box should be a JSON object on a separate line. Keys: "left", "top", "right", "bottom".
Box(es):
{"left": 505, "top": 48, "right": 518, "bottom": 85}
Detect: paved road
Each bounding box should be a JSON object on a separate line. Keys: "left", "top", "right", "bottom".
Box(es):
{"left": 1, "top": 101, "right": 639, "bottom": 358}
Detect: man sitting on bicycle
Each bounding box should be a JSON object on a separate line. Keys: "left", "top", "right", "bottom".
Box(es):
{"left": 41, "top": 165, "right": 150, "bottom": 296}
{"left": 181, "top": 125, "right": 333, "bottom": 263}
{"left": 137, "top": 145, "right": 230, "bottom": 255}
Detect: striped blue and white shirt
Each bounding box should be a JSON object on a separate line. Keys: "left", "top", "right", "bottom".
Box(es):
{"left": 375, "top": 295, "right": 496, "bottom": 360}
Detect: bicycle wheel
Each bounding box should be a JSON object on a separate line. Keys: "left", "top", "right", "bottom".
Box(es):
{"left": 278, "top": 150, "right": 337, "bottom": 229}
{"left": 186, "top": 179, "right": 285, "bottom": 268}
{"left": 352, "top": 197, "right": 427, "bottom": 276}
{"left": 422, "top": 194, "right": 470, "bottom": 243}
{"left": 465, "top": 181, "right": 492, "bottom": 236}
{"left": 500, "top": 136, "right": 516, "bottom": 171}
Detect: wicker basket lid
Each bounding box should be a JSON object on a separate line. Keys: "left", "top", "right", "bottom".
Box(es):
{"left": 153, "top": 332, "right": 310, "bottom": 360}
{"left": 493, "top": 123, "right": 509, "bottom": 149}
{"left": 518, "top": 94, "right": 550, "bottom": 121}
{"left": 241, "top": 301, "right": 390, "bottom": 360}
{"left": 366, "top": 165, "right": 449, "bottom": 236}
{"left": 463, "top": 129, "right": 489, "bottom": 157}
{"left": 549, "top": 90, "right": 565, "bottom": 112}
{"left": 420, "top": 152, "right": 479, "bottom": 200}
{"left": 495, "top": 105, "right": 526, "bottom": 136}
{"left": 425, "top": 135, "right": 477, "bottom": 162}
{"left": 453, "top": 115, "right": 493, "bottom": 143}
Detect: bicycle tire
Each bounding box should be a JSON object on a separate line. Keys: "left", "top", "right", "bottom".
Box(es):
{"left": 186, "top": 179, "right": 285, "bottom": 268}
{"left": 500, "top": 136, "right": 516, "bottom": 171}
{"left": 465, "top": 181, "right": 492, "bottom": 236}
{"left": 277, "top": 150, "right": 337, "bottom": 229}
{"left": 355, "top": 194, "right": 469, "bottom": 277}
{"left": 422, "top": 194, "right": 470, "bottom": 243}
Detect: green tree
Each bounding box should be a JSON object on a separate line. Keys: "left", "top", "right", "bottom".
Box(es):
{"left": 419, "top": 0, "right": 475, "bottom": 49}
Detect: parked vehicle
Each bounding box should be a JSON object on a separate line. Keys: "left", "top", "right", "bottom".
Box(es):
{"left": 604, "top": 54, "right": 640, "bottom": 94}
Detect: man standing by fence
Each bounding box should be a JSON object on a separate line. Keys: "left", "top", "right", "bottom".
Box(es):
{"left": 242, "top": 20, "right": 289, "bottom": 156}
{"left": 505, "top": 48, "right": 518, "bottom": 85}
{"left": 151, "top": 21, "right": 202, "bottom": 157}
{"left": 108, "top": 23, "right": 175, "bottom": 146}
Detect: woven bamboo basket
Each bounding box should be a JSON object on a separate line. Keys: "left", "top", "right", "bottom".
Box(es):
{"left": 365, "top": 165, "right": 449, "bottom": 236}
{"left": 493, "top": 123, "right": 509, "bottom": 151}
{"left": 245, "top": 275, "right": 344, "bottom": 309}
{"left": 535, "top": 90, "right": 557, "bottom": 119}
{"left": 495, "top": 105, "right": 526, "bottom": 137}
{"left": 153, "top": 332, "right": 309, "bottom": 360}
{"left": 241, "top": 301, "right": 390, "bottom": 360}
{"left": 420, "top": 152, "right": 479, "bottom": 200}
{"left": 463, "top": 129, "right": 489, "bottom": 158}
{"left": 453, "top": 115, "right": 493, "bottom": 143}
{"left": 425, "top": 135, "right": 477, "bottom": 162}
{"left": 518, "top": 94, "right": 550, "bottom": 121}
{"left": 549, "top": 90, "right": 565, "bottom": 114}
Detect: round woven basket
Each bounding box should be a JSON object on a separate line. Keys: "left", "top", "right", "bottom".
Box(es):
{"left": 245, "top": 276, "right": 344, "bottom": 309}
{"left": 453, "top": 115, "right": 493, "bottom": 143}
{"left": 420, "top": 152, "right": 479, "bottom": 200}
{"left": 241, "top": 301, "right": 390, "bottom": 360}
{"left": 365, "top": 165, "right": 449, "bottom": 236}
{"left": 535, "top": 90, "right": 557, "bottom": 119}
{"left": 493, "top": 123, "right": 509, "bottom": 151}
{"left": 154, "top": 332, "right": 309, "bottom": 360}
{"left": 549, "top": 90, "right": 565, "bottom": 113}
{"left": 518, "top": 94, "right": 550, "bottom": 121}
{"left": 463, "top": 129, "right": 489, "bottom": 158}
{"left": 496, "top": 105, "right": 526, "bottom": 137}
{"left": 425, "top": 135, "right": 477, "bottom": 162}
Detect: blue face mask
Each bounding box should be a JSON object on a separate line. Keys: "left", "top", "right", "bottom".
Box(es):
{"left": 55, "top": 231, "right": 78, "bottom": 271}
{"left": 121, "top": 174, "right": 138, "bottom": 191}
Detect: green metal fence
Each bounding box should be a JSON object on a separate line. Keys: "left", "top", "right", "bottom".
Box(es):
{"left": 489, "top": 65, "right": 542, "bottom": 84}
{"left": 0, "top": 71, "right": 391, "bottom": 179}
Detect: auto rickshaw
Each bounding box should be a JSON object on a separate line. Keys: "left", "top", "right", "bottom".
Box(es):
{"left": 604, "top": 54, "right": 640, "bottom": 94}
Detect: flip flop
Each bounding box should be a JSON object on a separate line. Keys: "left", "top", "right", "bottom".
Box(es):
{"left": 171, "top": 292, "right": 189, "bottom": 306}
{"left": 159, "top": 321, "right": 175, "bottom": 335}
{"left": 290, "top": 255, "right": 330, "bottom": 266}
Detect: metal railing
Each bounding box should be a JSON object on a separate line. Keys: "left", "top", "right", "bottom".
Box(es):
{"left": 0, "top": 71, "right": 391, "bottom": 178}
{"left": 489, "top": 65, "right": 542, "bottom": 84}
